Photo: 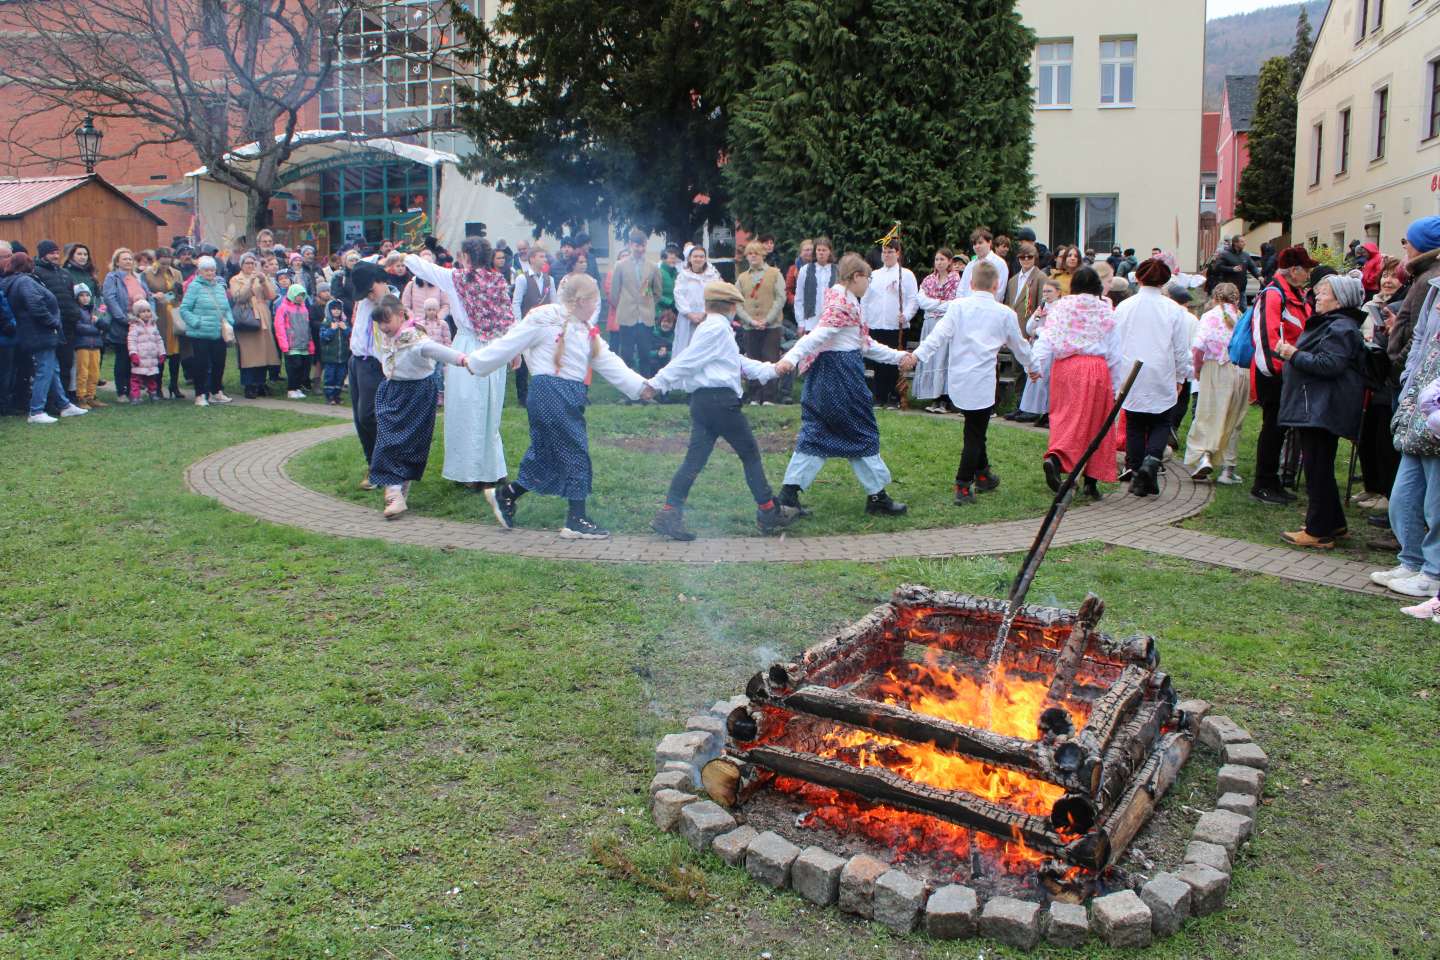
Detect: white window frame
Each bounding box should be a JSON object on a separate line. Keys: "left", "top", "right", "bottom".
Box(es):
{"left": 1337, "top": 105, "right": 1352, "bottom": 175}
{"left": 1427, "top": 56, "right": 1440, "bottom": 143}
{"left": 1036, "top": 40, "right": 1073, "bottom": 109}
{"left": 1201, "top": 181, "right": 1217, "bottom": 202}
{"left": 1310, "top": 120, "right": 1324, "bottom": 186}
{"left": 1099, "top": 37, "right": 1137, "bottom": 108}
{"left": 1355, "top": 0, "right": 1383, "bottom": 41}
{"left": 1372, "top": 84, "right": 1390, "bottom": 161}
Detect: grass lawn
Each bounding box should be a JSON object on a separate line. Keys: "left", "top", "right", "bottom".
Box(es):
{"left": 2, "top": 397, "right": 1436, "bottom": 959}
{"left": 1178, "top": 406, "right": 1395, "bottom": 567}
{"left": 287, "top": 390, "right": 1073, "bottom": 538}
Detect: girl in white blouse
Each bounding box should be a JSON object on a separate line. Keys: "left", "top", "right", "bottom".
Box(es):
{"left": 467, "top": 274, "right": 647, "bottom": 540}
{"left": 672, "top": 246, "right": 721, "bottom": 358}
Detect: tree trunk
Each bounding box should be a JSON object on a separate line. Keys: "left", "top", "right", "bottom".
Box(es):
{"left": 247, "top": 188, "right": 273, "bottom": 235}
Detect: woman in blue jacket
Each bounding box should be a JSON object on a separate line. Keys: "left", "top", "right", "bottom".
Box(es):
{"left": 178, "top": 256, "right": 235, "bottom": 405}
{"left": 2, "top": 253, "right": 87, "bottom": 423}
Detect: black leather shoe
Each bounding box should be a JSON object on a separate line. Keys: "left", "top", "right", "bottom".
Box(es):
{"left": 1082, "top": 478, "right": 1103, "bottom": 501}
{"left": 1250, "top": 487, "right": 1290, "bottom": 506}
{"left": 779, "top": 483, "right": 811, "bottom": 517}
{"left": 865, "top": 490, "right": 908, "bottom": 516}
{"left": 1043, "top": 454, "right": 1063, "bottom": 493}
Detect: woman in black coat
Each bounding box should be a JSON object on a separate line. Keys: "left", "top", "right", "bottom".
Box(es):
{"left": 1275, "top": 274, "right": 1367, "bottom": 547}
{"left": 0, "top": 253, "right": 86, "bottom": 423}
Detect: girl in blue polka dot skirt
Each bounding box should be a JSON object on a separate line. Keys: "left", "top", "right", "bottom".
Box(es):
{"left": 368, "top": 295, "right": 472, "bottom": 519}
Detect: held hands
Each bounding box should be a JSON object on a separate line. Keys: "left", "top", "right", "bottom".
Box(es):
{"left": 1028, "top": 369, "right": 1042, "bottom": 382}
{"left": 897, "top": 352, "right": 918, "bottom": 372}
{"left": 773, "top": 359, "right": 795, "bottom": 377}
{"left": 510, "top": 356, "right": 522, "bottom": 371}
{"left": 639, "top": 383, "right": 658, "bottom": 401}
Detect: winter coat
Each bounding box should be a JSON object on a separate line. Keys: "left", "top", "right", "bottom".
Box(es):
{"left": 317, "top": 315, "right": 351, "bottom": 365}
{"left": 101, "top": 270, "right": 137, "bottom": 347}
{"left": 74, "top": 303, "right": 104, "bottom": 350}
{"left": 65, "top": 264, "right": 98, "bottom": 301}
{"left": 274, "top": 298, "right": 312, "bottom": 355}
{"left": 0, "top": 287, "right": 18, "bottom": 345}
{"left": 1388, "top": 248, "right": 1440, "bottom": 386}
{"left": 1278, "top": 306, "right": 1365, "bottom": 440}
{"left": 127, "top": 319, "right": 167, "bottom": 376}
{"left": 2, "top": 271, "right": 62, "bottom": 352}
{"left": 33, "top": 260, "right": 82, "bottom": 343}
{"left": 142, "top": 265, "right": 185, "bottom": 353}
{"left": 178, "top": 275, "right": 232, "bottom": 341}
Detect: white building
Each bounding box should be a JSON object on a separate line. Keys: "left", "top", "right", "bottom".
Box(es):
{"left": 1018, "top": 0, "right": 1206, "bottom": 267}
{"left": 1291, "top": 0, "right": 1440, "bottom": 254}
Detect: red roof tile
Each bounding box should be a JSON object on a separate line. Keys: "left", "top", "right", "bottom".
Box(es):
{"left": 0, "top": 176, "right": 91, "bottom": 218}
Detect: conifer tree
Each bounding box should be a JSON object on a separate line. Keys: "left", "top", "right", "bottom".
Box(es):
{"left": 709, "top": 0, "right": 1036, "bottom": 254}
{"left": 1235, "top": 55, "right": 1297, "bottom": 227}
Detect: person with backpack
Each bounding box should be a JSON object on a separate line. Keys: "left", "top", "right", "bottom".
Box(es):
{"left": 1248, "top": 245, "right": 1316, "bottom": 505}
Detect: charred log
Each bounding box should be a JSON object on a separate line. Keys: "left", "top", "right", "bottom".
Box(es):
{"left": 1047, "top": 593, "right": 1105, "bottom": 702}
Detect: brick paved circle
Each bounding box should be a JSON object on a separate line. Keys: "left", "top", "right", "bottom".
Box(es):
{"left": 183, "top": 398, "right": 1392, "bottom": 594}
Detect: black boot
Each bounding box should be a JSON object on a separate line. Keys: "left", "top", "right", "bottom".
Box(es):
{"left": 1082, "top": 477, "right": 1103, "bottom": 501}
{"left": 865, "top": 489, "right": 908, "bottom": 516}
{"left": 756, "top": 503, "right": 798, "bottom": 534}
{"left": 974, "top": 469, "right": 1000, "bottom": 493}
{"left": 1043, "top": 454, "right": 1063, "bottom": 493}
{"left": 779, "top": 483, "right": 811, "bottom": 517}
{"left": 651, "top": 506, "right": 697, "bottom": 541}
{"left": 243, "top": 384, "right": 257, "bottom": 399}
{"left": 1131, "top": 455, "right": 1162, "bottom": 497}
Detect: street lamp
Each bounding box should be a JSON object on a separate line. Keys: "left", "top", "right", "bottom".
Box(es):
{"left": 75, "top": 116, "right": 103, "bottom": 174}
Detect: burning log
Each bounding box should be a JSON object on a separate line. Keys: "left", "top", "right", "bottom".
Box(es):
{"left": 763, "top": 604, "right": 902, "bottom": 694}
{"left": 1096, "top": 702, "right": 1168, "bottom": 809}
{"left": 763, "top": 683, "right": 1096, "bottom": 794}
{"left": 1046, "top": 593, "right": 1105, "bottom": 702}
{"left": 700, "top": 756, "right": 772, "bottom": 809}
{"left": 1073, "top": 664, "right": 1150, "bottom": 758}
{"left": 734, "top": 744, "right": 1108, "bottom": 866}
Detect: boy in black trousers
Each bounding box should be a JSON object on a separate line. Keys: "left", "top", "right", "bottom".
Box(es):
{"left": 644, "top": 280, "right": 798, "bottom": 540}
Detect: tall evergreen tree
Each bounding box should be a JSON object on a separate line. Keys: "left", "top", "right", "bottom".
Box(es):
{"left": 447, "top": 0, "right": 728, "bottom": 239}
{"left": 1289, "top": 6, "right": 1314, "bottom": 88}
{"left": 707, "top": 0, "right": 1035, "bottom": 255}
{"left": 1235, "top": 55, "right": 1297, "bottom": 227}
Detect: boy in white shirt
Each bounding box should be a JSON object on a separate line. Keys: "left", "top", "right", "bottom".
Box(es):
{"left": 645, "top": 281, "right": 798, "bottom": 540}
{"left": 901, "top": 261, "right": 1034, "bottom": 505}
{"left": 861, "top": 239, "right": 917, "bottom": 407}
{"left": 958, "top": 226, "right": 1010, "bottom": 300}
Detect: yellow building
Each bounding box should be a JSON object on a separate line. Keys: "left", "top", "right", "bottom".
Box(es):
{"left": 1291, "top": 0, "right": 1440, "bottom": 255}
{"left": 1018, "top": 0, "right": 1206, "bottom": 267}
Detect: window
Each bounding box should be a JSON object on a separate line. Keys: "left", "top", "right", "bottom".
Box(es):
{"left": 1036, "top": 41, "right": 1073, "bottom": 107}
{"left": 1373, "top": 86, "right": 1389, "bottom": 160}
{"left": 1310, "top": 121, "right": 1324, "bottom": 185}
{"left": 1356, "top": 0, "right": 1383, "bottom": 40}
{"left": 1099, "top": 39, "right": 1136, "bottom": 106}
{"left": 1048, "top": 195, "right": 1118, "bottom": 251}
{"left": 1338, "top": 107, "right": 1351, "bottom": 174}
{"left": 1201, "top": 182, "right": 1217, "bottom": 202}
{"left": 201, "top": 0, "right": 224, "bottom": 47}
{"left": 1430, "top": 59, "right": 1440, "bottom": 141}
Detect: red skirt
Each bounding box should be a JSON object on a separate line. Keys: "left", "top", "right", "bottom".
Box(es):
{"left": 1047, "top": 354, "right": 1118, "bottom": 483}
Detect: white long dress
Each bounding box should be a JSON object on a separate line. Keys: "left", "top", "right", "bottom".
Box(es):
{"left": 672, "top": 264, "right": 720, "bottom": 358}
{"left": 404, "top": 255, "right": 510, "bottom": 483}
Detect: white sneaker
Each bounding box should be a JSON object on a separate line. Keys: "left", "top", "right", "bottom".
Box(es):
{"left": 1191, "top": 454, "right": 1213, "bottom": 482}
{"left": 762, "top": 401, "right": 775, "bottom": 406}
{"left": 1370, "top": 564, "right": 1418, "bottom": 586}
{"left": 286, "top": 390, "right": 304, "bottom": 399}
{"left": 27, "top": 412, "right": 57, "bottom": 424}
{"left": 1399, "top": 596, "right": 1440, "bottom": 620}
{"left": 1216, "top": 467, "right": 1243, "bottom": 486}
{"left": 1388, "top": 572, "right": 1440, "bottom": 598}
{"left": 195, "top": 396, "right": 209, "bottom": 407}
{"left": 59, "top": 404, "right": 87, "bottom": 417}
{"left": 212, "top": 392, "right": 232, "bottom": 404}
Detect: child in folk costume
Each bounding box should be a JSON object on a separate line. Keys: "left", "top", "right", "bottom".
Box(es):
{"left": 645, "top": 280, "right": 799, "bottom": 541}
{"left": 901, "top": 260, "right": 1035, "bottom": 505}
{"left": 771, "top": 253, "right": 909, "bottom": 518}
{"left": 913, "top": 247, "right": 960, "bottom": 413}
{"left": 1183, "top": 282, "right": 1248, "bottom": 484}
{"left": 1032, "top": 267, "right": 1125, "bottom": 501}
{"left": 369, "top": 295, "right": 472, "bottom": 519}
{"left": 735, "top": 241, "right": 787, "bottom": 405}
{"left": 672, "top": 245, "right": 721, "bottom": 358}
{"left": 1014, "top": 278, "right": 1062, "bottom": 424}
{"left": 1112, "top": 258, "right": 1195, "bottom": 497}
{"left": 793, "top": 237, "right": 837, "bottom": 335}
{"left": 419, "top": 296, "right": 452, "bottom": 406}
{"left": 403, "top": 239, "right": 512, "bottom": 498}
{"left": 126, "top": 299, "right": 167, "bottom": 402}
{"left": 468, "top": 273, "right": 649, "bottom": 540}
{"left": 317, "top": 299, "right": 351, "bottom": 405}
{"left": 274, "top": 284, "right": 313, "bottom": 399}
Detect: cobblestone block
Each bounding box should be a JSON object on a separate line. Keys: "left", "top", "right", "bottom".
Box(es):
{"left": 1193, "top": 809, "right": 1253, "bottom": 855}
{"left": 1199, "top": 715, "right": 1251, "bottom": 751}
{"left": 979, "top": 897, "right": 1042, "bottom": 951}
{"left": 1183, "top": 840, "right": 1232, "bottom": 873}
{"left": 1218, "top": 763, "right": 1265, "bottom": 796}
{"left": 1141, "top": 872, "right": 1193, "bottom": 936}
{"left": 1092, "top": 890, "right": 1153, "bottom": 947}
{"left": 745, "top": 831, "right": 800, "bottom": 889}
{"left": 837, "top": 854, "right": 890, "bottom": 919}
{"left": 924, "top": 884, "right": 979, "bottom": 940}
{"left": 655, "top": 731, "right": 715, "bottom": 770}
{"left": 1177, "top": 862, "right": 1230, "bottom": 916}
{"left": 710, "top": 826, "right": 757, "bottom": 867}
{"left": 1217, "top": 791, "right": 1259, "bottom": 818}
{"left": 650, "top": 789, "right": 697, "bottom": 832}
{"left": 1045, "top": 901, "right": 1089, "bottom": 947}
{"left": 1223, "top": 741, "right": 1270, "bottom": 770}
{"left": 678, "top": 800, "right": 736, "bottom": 852}
{"left": 791, "top": 847, "right": 845, "bottom": 906}
{"left": 873, "top": 870, "right": 926, "bottom": 933}
{"left": 649, "top": 770, "right": 690, "bottom": 796}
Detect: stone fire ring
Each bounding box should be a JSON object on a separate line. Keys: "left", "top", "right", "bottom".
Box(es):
{"left": 648, "top": 700, "right": 1266, "bottom": 949}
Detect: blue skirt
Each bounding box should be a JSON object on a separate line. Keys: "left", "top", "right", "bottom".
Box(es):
{"left": 370, "top": 376, "right": 439, "bottom": 486}
{"left": 797, "top": 349, "right": 880, "bottom": 459}
{"left": 517, "top": 375, "right": 592, "bottom": 500}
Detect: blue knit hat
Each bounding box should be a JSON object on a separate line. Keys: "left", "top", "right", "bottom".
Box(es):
{"left": 1407, "top": 216, "right": 1440, "bottom": 255}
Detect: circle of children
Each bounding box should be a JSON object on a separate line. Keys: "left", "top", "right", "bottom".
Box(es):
{"left": 6, "top": 217, "right": 1440, "bottom": 616}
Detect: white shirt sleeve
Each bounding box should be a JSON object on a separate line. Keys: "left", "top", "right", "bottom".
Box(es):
{"left": 863, "top": 336, "right": 905, "bottom": 364}
{"left": 589, "top": 334, "right": 647, "bottom": 399}
{"left": 901, "top": 269, "right": 918, "bottom": 323}
{"left": 740, "top": 356, "right": 777, "bottom": 383}
{"left": 467, "top": 321, "right": 545, "bottom": 376}
{"left": 915, "top": 283, "right": 945, "bottom": 314}
{"left": 911, "top": 307, "right": 955, "bottom": 365}
{"left": 417, "top": 340, "right": 468, "bottom": 367}
{"left": 782, "top": 324, "right": 843, "bottom": 366}
{"left": 649, "top": 321, "right": 718, "bottom": 393}
{"left": 1105, "top": 327, "right": 1127, "bottom": 394}
{"left": 1171, "top": 307, "right": 1195, "bottom": 382}
{"left": 1032, "top": 328, "right": 1053, "bottom": 371}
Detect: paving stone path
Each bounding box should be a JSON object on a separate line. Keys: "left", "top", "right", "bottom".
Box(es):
{"left": 184, "top": 398, "right": 1392, "bottom": 596}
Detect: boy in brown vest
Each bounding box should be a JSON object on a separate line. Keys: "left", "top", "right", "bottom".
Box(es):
{"left": 736, "top": 240, "right": 786, "bottom": 405}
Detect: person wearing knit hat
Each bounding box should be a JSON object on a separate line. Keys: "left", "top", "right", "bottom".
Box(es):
{"left": 644, "top": 279, "right": 798, "bottom": 540}
{"left": 1273, "top": 273, "right": 1366, "bottom": 548}
{"left": 1247, "top": 244, "right": 1316, "bottom": 505}
{"left": 1370, "top": 216, "right": 1440, "bottom": 597}
{"left": 35, "top": 240, "right": 60, "bottom": 260}
{"left": 274, "top": 282, "right": 313, "bottom": 399}
{"left": 1113, "top": 257, "right": 1195, "bottom": 496}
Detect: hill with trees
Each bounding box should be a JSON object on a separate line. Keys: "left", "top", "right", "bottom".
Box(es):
{"left": 1205, "top": 1, "right": 1326, "bottom": 109}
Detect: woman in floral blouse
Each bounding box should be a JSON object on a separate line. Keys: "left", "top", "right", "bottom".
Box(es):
{"left": 1182, "top": 282, "right": 1247, "bottom": 484}
{"left": 912, "top": 248, "right": 960, "bottom": 412}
